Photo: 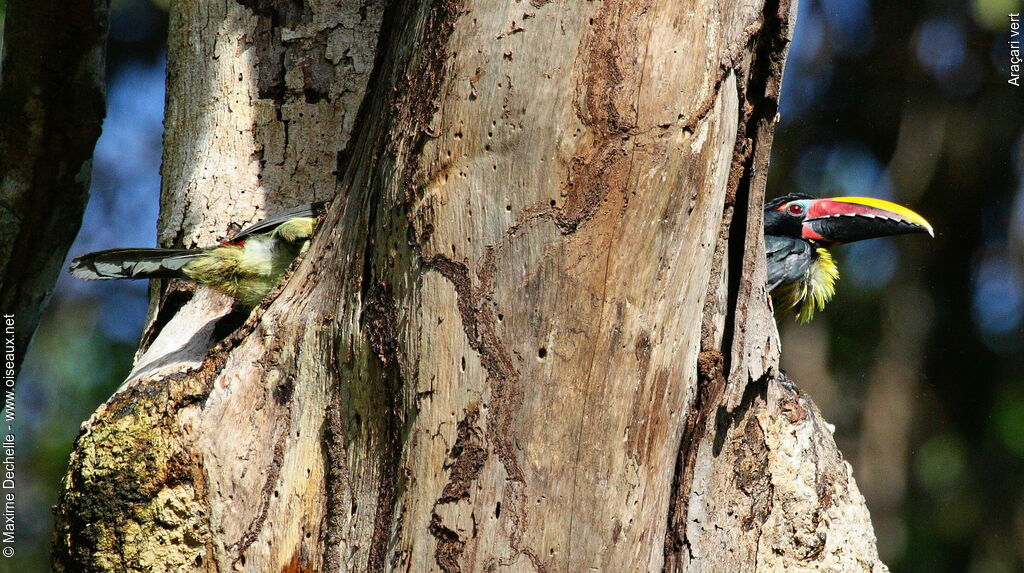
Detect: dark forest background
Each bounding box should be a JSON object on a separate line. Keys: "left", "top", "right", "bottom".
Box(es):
{"left": 4, "top": 0, "right": 1022, "bottom": 570}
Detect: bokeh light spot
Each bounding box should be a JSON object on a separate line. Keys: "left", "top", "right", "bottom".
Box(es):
{"left": 914, "top": 433, "right": 966, "bottom": 492}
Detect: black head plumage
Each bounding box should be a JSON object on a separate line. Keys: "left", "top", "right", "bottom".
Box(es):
{"left": 764, "top": 193, "right": 814, "bottom": 239}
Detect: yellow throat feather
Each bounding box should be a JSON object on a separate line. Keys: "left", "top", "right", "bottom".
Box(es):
{"left": 774, "top": 247, "right": 839, "bottom": 323}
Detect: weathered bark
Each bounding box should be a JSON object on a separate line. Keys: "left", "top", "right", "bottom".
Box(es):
{"left": 0, "top": 0, "right": 109, "bottom": 378}
{"left": 53, "top": 1, "right": 385, "bottom": 569}
{"left": 53, "top": 0, "right": 886, "bottom": 571}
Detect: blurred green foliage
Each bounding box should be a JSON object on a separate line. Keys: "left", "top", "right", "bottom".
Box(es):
{"left": 774, "top": 0, "right": 1024, "bottom": 570}
{"left": 14, "top": 301, "right": 133, "bottom": 570}
{"left": 8, "top": 0, "right": 1024, "bottom": 571}
{"left": 7, "top": 0, "right": 167, "bottom": 569}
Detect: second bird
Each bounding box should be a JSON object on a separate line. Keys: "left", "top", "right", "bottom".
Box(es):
{"left": 70, "top": 202, "right": 327, "bottom": 307}
{"left": 764, "top": 194, "right": 933, "bottom": 322}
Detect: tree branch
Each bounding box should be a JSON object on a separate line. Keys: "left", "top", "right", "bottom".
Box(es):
{"left": 0, "top": 0, "right": 109, "bottom": 378}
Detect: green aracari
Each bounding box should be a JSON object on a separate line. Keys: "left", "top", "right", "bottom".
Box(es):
{"left": 70, "top": 202, "right": 327, "bottom": 306}
{"left": 764, "top": 194, "right": 933, "bottom": 322}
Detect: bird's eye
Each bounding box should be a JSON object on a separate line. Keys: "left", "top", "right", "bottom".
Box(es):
{"left": 788, "top": 203, "right": 804, "bottom": 215}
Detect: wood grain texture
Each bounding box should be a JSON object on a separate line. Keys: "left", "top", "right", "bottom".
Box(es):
{"left": 53, "top": 0, "right": 384, "bottom": 570}
{"left": 53, "top": 0, "right": 887, "bottom": 571}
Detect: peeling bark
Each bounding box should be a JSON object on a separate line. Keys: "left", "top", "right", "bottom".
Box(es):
{"left": 53, "top": 0, "right": 886, "bottom": 571}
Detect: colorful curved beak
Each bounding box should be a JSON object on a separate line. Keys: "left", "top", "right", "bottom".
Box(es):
{"left": 802, "top": 196, "right": 934, "bottom": 244}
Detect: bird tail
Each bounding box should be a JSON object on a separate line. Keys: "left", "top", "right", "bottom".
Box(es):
{"left": 69, "top": 248, "right": 206, "bottom": 280}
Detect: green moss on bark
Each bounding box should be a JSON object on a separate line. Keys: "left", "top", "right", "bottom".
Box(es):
{"left": 52, "top": 383, "right": 213, "bottom": 572}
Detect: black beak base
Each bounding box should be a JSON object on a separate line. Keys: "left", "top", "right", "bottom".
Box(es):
{"left": 806, "top": 215, "right": 932, "bottom": 245}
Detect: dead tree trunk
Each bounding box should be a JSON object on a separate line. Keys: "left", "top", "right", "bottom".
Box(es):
{"left": 53, "top": 0, "right": 887, "bottom": 571}
{"left": 0, "top": 0, "right": 109, "bottom": 378}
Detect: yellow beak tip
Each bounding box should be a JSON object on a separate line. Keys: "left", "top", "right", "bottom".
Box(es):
{"left": 830, "top": 196, "right": 934, "bottom": 238}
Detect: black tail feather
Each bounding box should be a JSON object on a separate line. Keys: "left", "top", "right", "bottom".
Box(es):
{"left": 69, "top": 248, "right": 205, "bottom": 280}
